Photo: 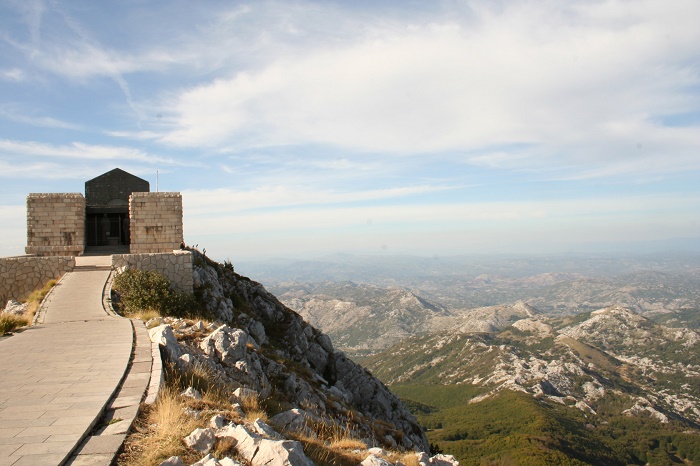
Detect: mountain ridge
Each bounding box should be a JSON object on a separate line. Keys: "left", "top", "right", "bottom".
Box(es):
{"left": 362, "top": 306, "right": 700, "bottom": 463}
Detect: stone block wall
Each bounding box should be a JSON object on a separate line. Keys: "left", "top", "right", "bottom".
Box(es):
{"left": 129, "top": 192, "right": 183, "bottom": 254}
{"left": 0, "top": 256, "right": 75, "bottom": 304}
{"left": 111, "top": 250, "right": 193, "bottom": 293}
{"left": 26, "top": 193, "right": 85, "bottom": 256}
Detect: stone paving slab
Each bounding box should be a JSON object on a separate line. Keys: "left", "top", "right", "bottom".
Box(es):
{"left": 68, "top": 318, "right": 155, "bottom": 465}
{"left": 0, "top": 268, "right": 134, "bottom": 466}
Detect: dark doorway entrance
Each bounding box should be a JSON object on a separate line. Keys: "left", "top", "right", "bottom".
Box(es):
{"left": 86, "top": 211, "right": 130, "bottom": 246}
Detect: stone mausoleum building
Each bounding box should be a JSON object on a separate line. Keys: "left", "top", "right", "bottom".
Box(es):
{"left": 1, "top": 168, "right": 193, "bottom": 304}
{"left": 26, "top": 168, "right": 184, "bottom": 256}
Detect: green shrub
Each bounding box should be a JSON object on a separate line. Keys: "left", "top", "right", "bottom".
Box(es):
{"left": 112, "top": 269, "right": 203, "bottom": 319}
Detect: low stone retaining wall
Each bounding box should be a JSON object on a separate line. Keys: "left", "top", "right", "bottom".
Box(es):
{"left": 111, "top": 250, "right": 193, "bottom": 293}
{"left": 0, "top": 256, "right": 75, "bottom": 304}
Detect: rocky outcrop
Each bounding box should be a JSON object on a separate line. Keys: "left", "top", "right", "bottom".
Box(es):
{"left": 166, "top": 411, "right": 453, "bottom": 466}
{"left": 221, "top": 424, "right": 312, "bottom": 466}
{"left": 157, "top": 251, "right": 428, "bottom": 451}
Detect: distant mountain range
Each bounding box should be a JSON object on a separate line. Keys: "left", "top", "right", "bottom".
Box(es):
{"left": 364, "top": 307, "right": 700, "bottom": 464}
{"left": 242, "top": 253, "right": 700, "bottom": 463}
{"left": 267, "top": 266, "right": 700, "bottom": 357}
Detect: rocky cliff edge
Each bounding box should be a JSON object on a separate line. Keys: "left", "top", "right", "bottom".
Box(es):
{"left": 149, "top": 251, "right": 428, "bottom": 453}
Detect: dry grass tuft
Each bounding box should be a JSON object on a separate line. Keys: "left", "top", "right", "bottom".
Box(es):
{"left": 389, "top": 451, "right": 420, "bottom": 466}
{"left": 0, "top": 278, "right": 58, "bottom": 334}
{"left": 286, "top": 430, "right": 366, "bottom": 466}
{"left": 330, "top": 437, "right": 368, "bottom": 450}
{"left": 238, "top": 390, "right": 270, "bottom": 423}
{"left": 245, "top": 409, "right": 269, "bottom": 424}
{"left": 119, "top": 386, "right": 202, "bottom": 466}
{"left": 212, "top": 436, "right": 237, "bottom": 459}
{"left": 24, "top": 278, "right": 57, "bottom": 303}
{"left": 0, "top": 314, "right": 30, "bottom": 334}
{"left": 270, "top": 413, "right": 370, "bottom": 466}
{"left": 128, "top": 308, "right": 162, "bottom": 324}
{"left": 120, "top": 361, "right": 243, "bottom": 466}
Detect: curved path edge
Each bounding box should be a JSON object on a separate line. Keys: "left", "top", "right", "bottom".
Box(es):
{"left": 65, "top": 271, "right": 164, "bottom": 466}
{"left": 0, "top": 258, "right": 163, "bottom": 466}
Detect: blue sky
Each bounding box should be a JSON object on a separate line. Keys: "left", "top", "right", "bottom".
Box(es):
{"left": 1, "top": 0, "right": 699, "bottom": 260}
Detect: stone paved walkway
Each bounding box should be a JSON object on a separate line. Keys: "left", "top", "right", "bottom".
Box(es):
{"left": 0, "top": 258, "right": 134, "bottom": 466}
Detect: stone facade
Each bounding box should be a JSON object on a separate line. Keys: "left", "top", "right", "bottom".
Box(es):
{"left": 26, "top": 194, "right": 85, "bottom": 256}
{"left": 111, "top": 251, "right": 193, "bottom": 293}
{"left": 0, "top": 256, "right": 75, "bottom": 304}
{"left": 129, "top": 192, "right": 184, "bottom": 254}
{"left": 24, "top": 169, "right": 184, "bottom": 256}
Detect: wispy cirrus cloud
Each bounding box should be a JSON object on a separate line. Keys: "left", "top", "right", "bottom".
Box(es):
{"left": 0, "top": 105, "right": 82, "bottom": 130}
{"left": 183, "top": 184, "right": 456, "bottom": 216}
{"left": 0, "top": 139, "right": 175, "bottom": 164}
{"left": 105, "top": 130, "right": 161, "bottom": 141}
{"left": 0, "top": 68, "right": 26, "bottom": 82}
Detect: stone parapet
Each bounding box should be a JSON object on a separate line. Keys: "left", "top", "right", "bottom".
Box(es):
{"left": 129, "top": 192, "right": 183, "bottom": 254}
{"left": 0, "top": 255, "right": 75, "bottom": 304}
{"left": 111, "top": 250, "right": 193, "bottom": 293}
{"left": 26, "top": 193, "right": 85, "bottom": 256}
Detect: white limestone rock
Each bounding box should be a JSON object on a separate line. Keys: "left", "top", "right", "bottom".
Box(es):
{"left": 149, "top": 324, "right": 182, "bottom": 361}
{"left": 2, "top": 300, "right": 26, "bottom": 316}
{"left": 416, "top": 452, "right": 431, "bottom": 466}
{"left": 158, "top": 456, "right": 184, "bottom": 466}
{"left": 170, "top": 318, "right": 188, "bottom": 329}
{"left": 368, "top": 448, "right": 387, "bottom": 456}
{"left": 251, "top": 418, "right": 283, "bottom": 439}
{"left": 184, "top": 427, "right": 216, "bottom": 453}
{"left": 214, "top": 423, "right": 238, "bottom": 439}
{"left": 192, "top": 453, "right": 219, "bottom": 466}
{"left": 181, "top": 386, "right": 202, "bottom": 400}
{"left": 146, "top": 316, "right": 164, "bottom": 327}
{"left": 232, "top": 387, "right": 258, "bottom": 402}
{"left": 218, "top": 458, "right": 241, "bottom": 466}
{"left": 200, "top": 325, "right": 248, "bottom": 367}
{"left": 253, "top": 438, "right": 313, "bottom": 466}
{"left": 222, "top": 424, "right": 312, "bottom": 466}
{"left": 361, "top": 455, "right": 393, "bottom": 466}
{"left": 269, "top": 408, "right": 319, "bottom": 437}
{"left": 228, "top": 425, "right": 261, "bottom": 462}
{"left": 210, "top": 414, "right": 227, "bottom": 429}
{"left": 430, "top": 454, "right": 460, "bottom": 466}
{"left": 230, "top": 403, "right": 245, "bottom": 419}
{"left": 192, "top": 321, "right": 206, "bottom": 331}
{"left": 179, "top": 353, "right": 193, "bottom": 365}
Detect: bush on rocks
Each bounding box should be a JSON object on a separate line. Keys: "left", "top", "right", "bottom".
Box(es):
{"left": 113, "top": 269, "right": 202, "bottom": 319}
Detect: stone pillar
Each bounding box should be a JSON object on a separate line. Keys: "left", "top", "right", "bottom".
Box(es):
{"left": 26, "top": 193, "right": 85, "bottom": 256}
{"left": 129, "top": 192, "right": 184, "bottom": 254}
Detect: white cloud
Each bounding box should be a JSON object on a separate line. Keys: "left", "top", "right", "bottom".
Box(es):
{"left": 0, "top": 139, "right": 176, "bottom": 165}
{"left": 0, "top": 105, "right": 82, "bottom": 129}
{"left": 105, "top": 130, "right": 161, "bottom": 141}
{"left": 183, "top": 184, "right": 455, "bottom": 216}
{"left": 160, "top": 0, "right": 700, "bottom": 178}
{"left": 0, "top": 68, "right": 26, "bottom": 82}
